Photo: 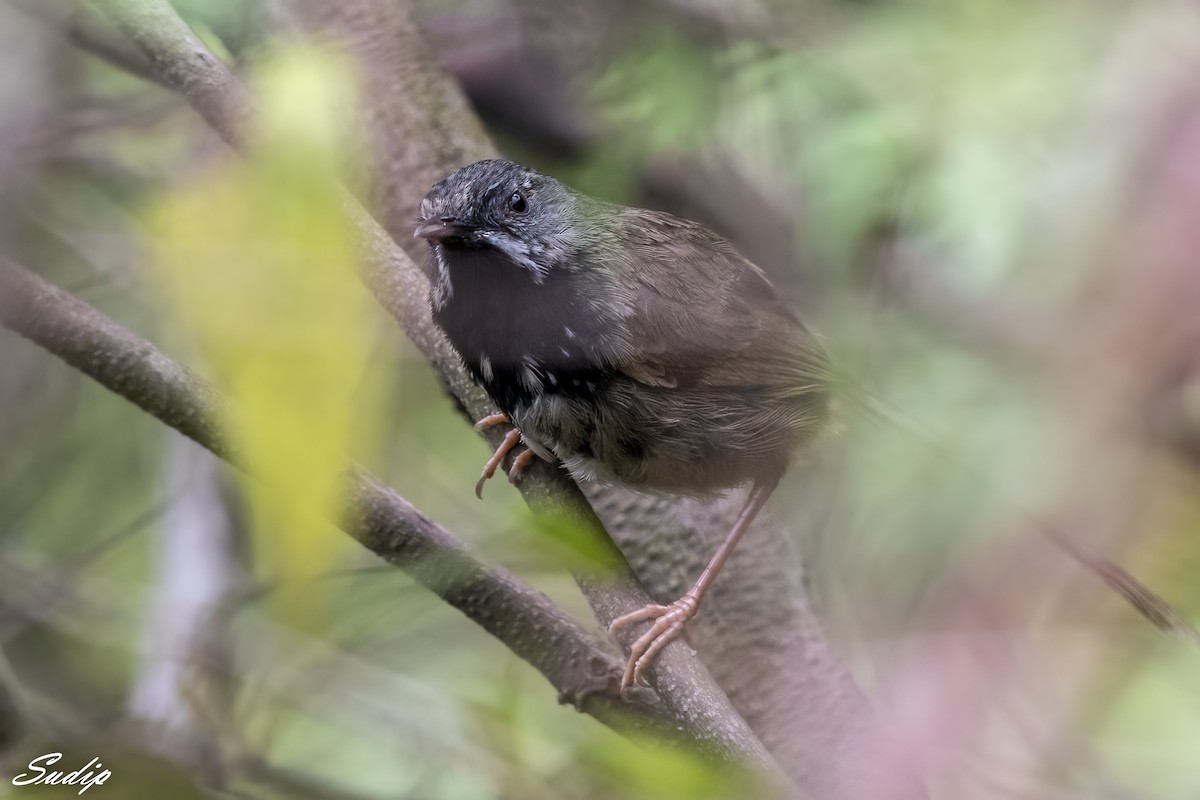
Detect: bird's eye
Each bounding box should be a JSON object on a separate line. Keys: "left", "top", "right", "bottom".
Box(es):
{"left": 509, "top": 191, "right": 527, "bottom": 213}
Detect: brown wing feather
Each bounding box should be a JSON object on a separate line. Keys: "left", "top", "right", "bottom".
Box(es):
{"left": 604, "top": 208, "right": 829, "bottom": 400}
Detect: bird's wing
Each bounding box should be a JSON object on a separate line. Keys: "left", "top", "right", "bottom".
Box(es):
{"left": 600, "top": 208, "right": 828, "bottom": 395}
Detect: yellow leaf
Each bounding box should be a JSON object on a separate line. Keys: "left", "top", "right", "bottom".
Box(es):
{"left": 147, "top": 45, "right": 376, "bottom": 627}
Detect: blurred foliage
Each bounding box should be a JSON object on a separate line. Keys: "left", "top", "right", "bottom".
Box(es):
{"left": 2, "top": 0, "right": 1200, "bottom": 798}
{"left": 148, "top": 47, "right": 373, "bottom": 627}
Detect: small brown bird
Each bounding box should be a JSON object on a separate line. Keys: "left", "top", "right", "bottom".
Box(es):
{"left": 416, "top": 159, "right": 830, "bottom": 690}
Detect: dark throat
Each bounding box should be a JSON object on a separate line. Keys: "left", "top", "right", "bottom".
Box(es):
{"left": 431, "top": 244, "right": 613, "bottom": 412}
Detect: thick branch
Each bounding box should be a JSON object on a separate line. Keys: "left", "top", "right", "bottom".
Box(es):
{"left": 0, "top": 259, "right": 782, "bottom": 775}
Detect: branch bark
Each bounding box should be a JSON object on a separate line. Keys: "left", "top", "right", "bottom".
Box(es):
{"left": 0, "top": 258, "right": 782, "bottom": 776}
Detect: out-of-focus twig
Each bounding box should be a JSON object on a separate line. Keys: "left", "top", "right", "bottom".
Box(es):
{"left": 9, "top": 0, "right": 165, "bottom": 86}
{"left": 95, "top": 0, "right": 253, "bottom": 148}
{"left": 1044, "top": 527, "right": 1200, "bottom": 646}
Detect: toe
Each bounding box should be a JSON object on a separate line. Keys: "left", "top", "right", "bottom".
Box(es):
{"left": 609, "top": 604, "right": 669, "bottom": 632}
{"left": 631, "top": 622, "right": 684, "bottom": 686}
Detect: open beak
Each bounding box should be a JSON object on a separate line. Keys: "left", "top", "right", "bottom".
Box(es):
{"left": 415, "top": 219, "right": 469, "bottom": 243}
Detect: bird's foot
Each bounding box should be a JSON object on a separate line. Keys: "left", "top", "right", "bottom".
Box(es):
{"left": 475, "top": 427, "right": 522, "bottom": 499}
{"left": 474, "top": 413, "right": 541, "bottom": 496}
{"left": 608, "top": 594, "right": 699, "bottom": 690}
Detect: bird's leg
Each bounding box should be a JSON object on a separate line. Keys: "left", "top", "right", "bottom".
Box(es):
{"left": 476, "top": 427, "right": 522, "bottom": 499}
{"left": 608, "top": 479, "right": 778, "bottom": 690}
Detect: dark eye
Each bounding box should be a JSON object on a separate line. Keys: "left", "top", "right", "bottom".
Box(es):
{"left": 509, "top": 191, "right": 527, "bottom": 213}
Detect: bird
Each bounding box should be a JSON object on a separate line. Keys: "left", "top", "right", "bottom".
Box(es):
{"left": 415, "top": 158, "right": 831, "bottom": 690}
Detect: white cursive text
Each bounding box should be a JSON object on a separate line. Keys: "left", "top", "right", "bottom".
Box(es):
{"left": 12, "top": 752, "right": 111, "bottom": 795}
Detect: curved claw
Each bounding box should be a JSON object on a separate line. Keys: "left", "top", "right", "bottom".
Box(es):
{"left": 476, "top": 428, "right": 522, "bottom": 499}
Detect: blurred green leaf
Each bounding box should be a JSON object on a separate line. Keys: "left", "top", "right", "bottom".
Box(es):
{"left": 147, "top": 46, "right": 375, "bottom": 627}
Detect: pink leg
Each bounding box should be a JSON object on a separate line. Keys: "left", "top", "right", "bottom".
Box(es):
{"left": 475, "top": 428, "right": 522, "bottom": 499}
{"left": 609, "top": 480, "right": 777, "bottom": 690}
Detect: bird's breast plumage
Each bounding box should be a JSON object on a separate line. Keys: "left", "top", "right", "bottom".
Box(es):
{"left": 430, "top": 242, "right": 619, "bottom": 456}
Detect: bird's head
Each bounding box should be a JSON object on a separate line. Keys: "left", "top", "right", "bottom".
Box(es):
{"left": 416, "top": 159, "right": 585, "bottom": 286}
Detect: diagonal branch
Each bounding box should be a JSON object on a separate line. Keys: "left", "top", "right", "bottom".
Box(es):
{"left": 93, "top": 0, "right": 253, "bottom": 147}
{"left": 0, "top": 258, "right": 782, "bottom": 776}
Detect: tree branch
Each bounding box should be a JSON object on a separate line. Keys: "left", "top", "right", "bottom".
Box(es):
{"left": 0, "top": 258, "right": 783, "bottom": 776}
{"left": 94, "top": 0, "right": 253, "bottom": 148}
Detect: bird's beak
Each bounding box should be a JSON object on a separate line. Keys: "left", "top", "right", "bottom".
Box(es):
{"left": 415, "top": 219, "right": 469, "bottom": 243}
